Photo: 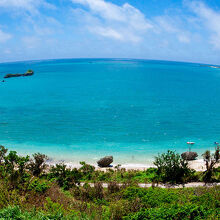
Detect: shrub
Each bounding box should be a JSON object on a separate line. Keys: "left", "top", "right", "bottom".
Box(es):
{"left": 73, "top": 182, "right": 104, "bottom": 202}
{"left": 76, "top": 183, "right": 93, "bottom": 201}
{"left": 213, "top": 167, "right": 220, "bottom": 182}
{"left": 4, "top": 151, "right": 30, "bottom": 188}
{"left": 144, "top": 168, "right": 158, "bottom": 183}
{"left": 0, "top": 183, "right": 10, "bottom": 209}
{"left": 124, "top": 204, "right": 213, "bottom": 220}
{"left": 0, "top": 206, "right": 25, "bottom": 219}
{"left": 0, "top": 205, "right": 78, "bottom": 219}
{"left": 44, "top": 197, "right": 65, "bottom": 219}
{"left": 109, "top": 200, "right": 131, "bottom": 220}
{"left": 0, "top": 146, "right": 7, "bottom": 165}
{"left": 28, "top": 153, "right": 48, "bottom": 177}
{"left": 108, "top": 181, "right": 121, "bottom": 194}
{"left": 79, "top": 161, "right": 95, "bottom": 180}
{"left": 0, "top": 206, "right": 45, "bottom": 219}
{"left": 49, "top": 163, "right": 81, "bottom": 190}
{"left": 94, "top": 182, "right": 104, "bottom": 200}
{"left": 154, "top": 150, "right": 192, "bottom": 184}
{"left": 202, "top": 146, "right": 220, "bottom": 183}
{"left": 123, "top": 187, "right": 179, "bottom": 208}
{"left": 28, "top": 178, "right": 50, "bottom": 193}
{"left": 97, "top": 170, "right": 113, "bottom": 182}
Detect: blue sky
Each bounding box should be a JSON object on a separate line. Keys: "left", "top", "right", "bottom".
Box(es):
{"left": 0, "top": 0, "right": 220, "bottom": 64}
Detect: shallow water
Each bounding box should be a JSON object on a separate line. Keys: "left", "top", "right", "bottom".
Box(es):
{"left": 0, "top": 59, "right": 219, "bottom": 164}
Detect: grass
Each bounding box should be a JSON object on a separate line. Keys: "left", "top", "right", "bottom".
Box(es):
{"left": 0, "top": 146, "right": 219, "bottom": 219}
{"left": 0, "top": 185, "right": 219, "bottom": 219}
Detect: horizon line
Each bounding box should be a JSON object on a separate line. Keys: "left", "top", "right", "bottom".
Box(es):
{"left": 0, "top": 57, "right": 219, "bottom": 67}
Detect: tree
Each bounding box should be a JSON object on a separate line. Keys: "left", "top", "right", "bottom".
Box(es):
{"left": 154, "top": 150, "right": 192, "bottom": 184}
{"left": 49, "top": 164, "right": 81, "bottom": 190}
{"left": 79, "top": 161, "right": 95, "bottom": 180}
{"left": 202, "top": 146, "right": 220, "bottom": 183}
{"left": 28, "top": 153, "right": 48, "bottom": 176}
{"left": 4, "top": 151, "right": 29, "bottom": 188}
{"left": 0, "top": 146, "right": 7, "bottom": 165}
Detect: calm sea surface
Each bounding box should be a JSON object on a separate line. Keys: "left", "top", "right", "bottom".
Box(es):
{"left": 0, "top": 59, "right": 219, "bottom": 164}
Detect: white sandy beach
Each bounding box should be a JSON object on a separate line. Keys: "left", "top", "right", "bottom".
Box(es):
{"left": 47, "top": 159, "right": 219, "bottom": 172}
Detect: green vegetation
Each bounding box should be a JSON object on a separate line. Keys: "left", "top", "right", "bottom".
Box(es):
{"left": 202, "top": 146, "right": 220, "bottom": 183}
{"left": 26, "top": 69, "right": 33, "bottom": 73}
{"left": 4, "top": 70, "right": 34, "bottom": 78}
{"left": 154, "top": 150, "right": 194, "bottom": 184}
{"left": 49, "top": 163, "right": 81, "bottom": 190}
{"left": 0, "top": 146, "right": 219, "bottom": 219}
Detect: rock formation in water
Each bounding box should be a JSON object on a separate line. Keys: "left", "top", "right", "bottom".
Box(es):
{"left": 200, "top": 64, "right": 220, "bottom": 69}
{"left": 4, "top": 70, "right": 34, "bottom": 78}
{"left": 181, "top": 152, "right": 198, "bottom": 161}
{"left": 97, "top": 156, "right": 113, "bottom": 167}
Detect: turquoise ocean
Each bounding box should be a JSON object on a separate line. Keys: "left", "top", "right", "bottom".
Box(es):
{"left": 0, "top": 59, "right": 219, "bottom": 164}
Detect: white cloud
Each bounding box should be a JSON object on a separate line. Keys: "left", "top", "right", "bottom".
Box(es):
{"left": 178, "top": 34, "right": 190, "bottom": 43}
{"left": 155, "top": 16, "right": 191, "bottom": 44}
{"left": 0, "top": 29, "right": 11, "bottom": 42}
{"left": 71, "top": 0, "right": 193, "bottom": 44}
{"left": 89, "top": 26, "right": 123, "bottom": 40}
{"left": 73, "top": 0, "right": 127, "bottom": 22}
{"left": 4, "top": 49, "right": 11, "bottom": 54}
{"left": 71, "top": 0, "right": 153, "bottom": 42}
{"left": 0, "top": 0, "right": 55, "bottom": 13}
{"left": 190, "top": 1, "right": 220, "bottom": 49}
{"left": 155, "top": 17, "right": 178, "bottom": 33}
{"left": 22, "top": 36, "right": 40, "bottom": 49}
{"left": 32, "top": 17, "right": 62, "bottom": 36}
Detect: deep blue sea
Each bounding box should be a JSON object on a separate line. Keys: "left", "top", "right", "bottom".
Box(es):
{"left": 0, "top": 59, "right": 219, "bottom": 164}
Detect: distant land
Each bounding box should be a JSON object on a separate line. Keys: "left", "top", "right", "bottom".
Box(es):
{"left": 3, "top": 70, "right": 34, "bottom": 79}
{"left": 200, "top": 64, "right": 220, "bottom": 69}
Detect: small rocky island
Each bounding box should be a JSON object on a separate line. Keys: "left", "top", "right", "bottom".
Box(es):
{"left": 200, "top": 64, "right": 220, "bottom": 69}
{"left": 4, "top": 70, "right": 34, "bottom": 79}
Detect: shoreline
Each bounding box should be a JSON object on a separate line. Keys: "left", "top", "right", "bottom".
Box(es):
{"left": 2, "top": 141, "right": 217, "bottom": 171}
{"left": 47, "top": 159, "right": 215, "bottom": 172}
{"left": 1, "top": 138, "right": 218, "bottom": 168}
{"left": 1, "top": 140, "right": 218, "bottom": 172}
